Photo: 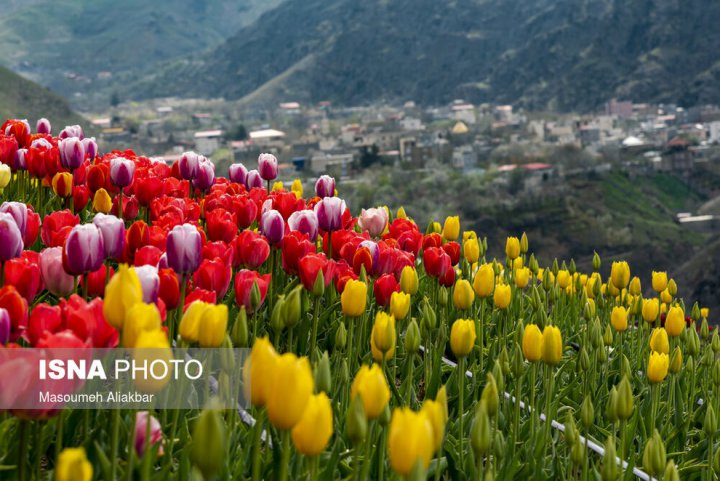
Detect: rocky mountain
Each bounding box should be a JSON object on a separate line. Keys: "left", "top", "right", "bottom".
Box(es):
{"left": 123, "top": 0, "right": 720, "bottom": 111}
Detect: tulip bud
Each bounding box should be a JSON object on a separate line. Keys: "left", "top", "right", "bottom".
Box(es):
{"left": 606, "top": 386, "right": 618, "bottom": 423}
{"left": 667, "top": 278, "right": 677, "bottom": 297}
{"left": 592, "top": 251, "right": 601, "bottom": 272}
{"left": 715, "top": 447, "right": 720, "bottom": 475}
{"left": 311, "top": 269, "right": 325, "bottom": 297}
{"left": 564, "top": 411, "right": 578, "bottom": 446}
{"left": 346, "top": 395, "right": 367, "bottom": 445}
{"left": 510, "top": 345, "right": 525, "bottom": 378}
{"left": 578, "top": 347, "right": 590, "bottom": 373}
{"left": 669, "top": 346, "right": 682, "bottom": 374}
{"left": 270, "top": 299, "right": 284, "bottom": 336}
{"left": 340, "top": 359, "right": 349, "bottom": 386}
{"left": 701, "top": 318, "right": 710, "bottom": 340}
{"left": 335, "top": 322, "right": 347, "bottom": 351}
{"left": 603, "top": 324, "right": 613, "bottom": 346}
{"left": 471, "top": 400, "right": 491, "bottom": 457}
{"left": 421, "top": 300, "right": 436, "bottom": 331}
{"left": 664, "top": 460, "right": 680, "bottom": 481}
{"left": 378, "top": 404, "right": 391, "bottom": 427}
{"left": 705, "top": 404, "right": 717, "bottom": 437}
{"left": 571, "top": 439, "right": 585, "bottom": 467}
{"left": 596, "top": 345, "right": 607, "bottom": 364}
{"left": 190, "top": 404, "right": 226, "bottom": 481}
{"left": 577, "top": 396, "right": 593, "bottom": 429}
{"left": 315, "top": 351, "right": 332, "bottom": 394}
{"left": 250, "top": 281, "right": 262, "bottom": 310}
{"left": 438, "top": 286, "right": 448, "bottom": 306}
{"left": 282, "top": 285, "right": 302, "bottom": 328}
{"left": 615, "top": 376, "right": 633, "bottom": 421}
{"left": 528, "top": 254, "right": 539, "bottom": 275}
{"left": 692, "top": 302, "right": 701, "bottom": 322}
{"left": 713, "top": 330, "right": 720, "bottom": 354}
{"left": 405, "top": 319, "right": 420, "bottom": 353}
{"left": 688, "top": 328, "right": 701, "bottom": 356}
{"left": 600, "top": 436, "right": 618, "bottom": 481}
{"left": 482, "top": 373, "right": 500, "bottom": 418}
{"left": 713, "top": 361, "right": 720, "bottom": 387}
{"left": 687, "top": 355, "right": 696, "bottom": 378}
{"left": 621, "top": 355, "right": 631, "bottom": 379}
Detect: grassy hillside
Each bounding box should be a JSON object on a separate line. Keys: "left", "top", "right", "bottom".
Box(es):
{"left": 340, "top": 167, "right": 717, "bottom": 311}
{"left": 0, "top": 66, "right": 86, "bottom": 129}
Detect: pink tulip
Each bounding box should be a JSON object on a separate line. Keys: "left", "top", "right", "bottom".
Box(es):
{"left": 260, "top": 209, "right": 285, "bottom": 246}
{"left": 358, "top": 207, "right": 388, "bottom": 238}
{"left": 36, "top": 118, "right": 51, "bottom": 135}
{"left": 314, "top": 175, "right": 336, "bottom": 198}
{"left": 59, "top": 137, "right": 85, "bottom": 170}
{"left": 314, "top": 196, "right": 346, "bottom": 232}
{"left": 39, "top": 247, "right": 75, "bottom": 296}
{"left": 288, "top": 210, "right": 319, "bottom": 242}
{"left": 258, "top": 153, "right": 278, "bottom": 181}
{"left": 135, "top": 411, "right": 163, "bottom": 456}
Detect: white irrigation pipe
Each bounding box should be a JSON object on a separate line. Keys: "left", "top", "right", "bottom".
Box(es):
{"left": 421, "top": 346, "right": 652, "bottom": 481}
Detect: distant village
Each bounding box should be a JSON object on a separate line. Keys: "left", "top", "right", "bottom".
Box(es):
{"left": 89, "top": 97, "right": 720, "bottom": 230}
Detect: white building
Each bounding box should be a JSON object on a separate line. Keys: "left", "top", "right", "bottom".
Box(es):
{"left": 194, "top": 130, "right": 223, "bottom": 155}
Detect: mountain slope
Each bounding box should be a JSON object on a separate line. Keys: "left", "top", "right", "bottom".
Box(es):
{"left": 126, "top": 0, "right": 720, "bottom": 110}
{"left": 0, "top": 66, "right": 85, "bottom": 129}
{"left": 0, "top": 0, "right": 283, "bottom": 98}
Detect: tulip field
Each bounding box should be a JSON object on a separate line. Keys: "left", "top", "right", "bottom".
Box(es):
{"left": 0, "top": 116, "right": 717, "bottom": 481}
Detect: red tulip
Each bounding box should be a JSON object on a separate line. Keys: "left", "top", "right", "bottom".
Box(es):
{"left": 158, "top": 268, "right": 180, "bottom": 310}
{"left": 23, "top": 209, "right": 40, "bottom": 247}
{"left": 87, "top": 163, "right": 110, "bottom": 193}
{"left": 113, "top": 194, "right": 139, "bottom": 220}
{"left": 61, "top": 295, "right": 118, "bottom": 348}
{"left": 83, "top": 264, "right": 114, "bottom": 298}
{"left": 422, "top": 233, "right": 443, "bottom": 250}
{"left": 27, "top": 303, "right": 62, "bottom": 346}
{"left": 41, "top": 210, "right": 79, "bottom": 247}
{"left": 442, "top": 242, "right": 461, "bottom": 266}
{"left": 234, "top": 269, "right": 271, "bottom": 313}
{"left": 135, "top": 176, "right": 164, "bottom": 207}
{"left": 202, "top": 241, "right": 234, "bottom": 265}
{"left": 424, "top": 247, "right": 451, "bottom": 279}
{"left": 126, "top": 221, "right": 151, "bottom": 258}
{"left": 134, "top": 245, "right": 163, "bottom": 267}
{"left": 353, "top": 247, "right": 373, "bottom": 276}
{"left": 439, "top": 265, "right": 456, "bottom": 287}
{"left": 4, "top": 251, "right": 42, "bottom": 302}
{"left": 206, "top": 208, "right": 237, "bottom": 243}
{"left": 373, "top": 273, "right": 400, "bottom": 307}
{"left": 193, "top": 258, "right": 232, "bottom": 299}
{"left": 0, "top": 286, "right": 28, "bottom": 342}
{"left": 298, "top": 253, "right": 333, "bottom": 291}
{"left": 36, "top": 330, "right": 87, "bottom": 349}
{"left": 280, "top": 231, "right": 314, "bottom": 275}
{"left": 234, "top": 231, "right": 271, "bottom": 269}
{"left": 184, "top": 288, "right": 216, "bottom": 310}
{"left": 231, "top": 196, "right": 258, "bottom": 229}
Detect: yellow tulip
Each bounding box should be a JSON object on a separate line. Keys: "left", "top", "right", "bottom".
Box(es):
{"left": 505, "top": 236, "right": 520, "bottom": 260}
{"left": 431, "top": 222, "right": 441, "bottom": 233}
{"left": 133, "top": 329, "right": 172, "bottom": 393}
{"left": 512, "top": 257, "right": 524, "bottom": 270}
{"left": 0, "top": 164, "right": 11, "bottom": 190}
{"left": 463, "top": 238, "right": 480, "bottom": 264}
{"left": 291, "top": 392, "right": 333, "bottom": 457}
{"left": 660, "top": 289, "right": 672, "bottom": 304}
{"left": 442, "top": 216, "right": 460, "bottom": 241}
{"left": 610, "top": 261, "right": 630, "bottom": 289}
{"left": 453, "top": 279, "right": 475, "bottom": 310}
{"left": 56, "top": 447, "right": 92, "bottom": 481}
{"left": 399, "top": 266, "right": 419, "bottom": 295}
{"left": 611, "top": 306, "right": 628, "bottom": 332}
{"left": 557, "top": 270, "right": 571, "bottom": 289}
{"left": 396, "top": 207, "right": 408, "bottom": 219}
{"left": 649, "top": 328, "right": 669, "bottom": 354}
{"left": 463, "top": 230, "right": 477, "bottom": 241}
{"left": 647, "top": 351, "right": 669, "bottom": 384}
{"left": 266, "top": 353, "right": 314, "bottom": 430}
{"left": 291, "top": 179, "right": 303, "bottom": 198}
{"left": 179, "top": 301, "right": 209, "bottom": 343}
{"left": 243, "top": 337, "right": 278, "bottom": 408}
{"left": 652, "top": 271, "right": 668, "bottom": 293}
{"left": 522, "top": 324, "right": 543, "bottom": 362}
{"left": 664, "top": 306, "right": 685, "bottom": 337}
{"left": 351, "top": 364, "right": 390, "bottom": 419}
{"left": 514, "top": 267, "right": 530, "bottom": 288}
{"left": 271, "top": 181, "right": 284, "bottom": 191}
{"left": 473, "top": 264, "right": 495, "bottom": 298}
{"left": 541, "top": 325, "right": 562, "bottom": 365}
{"left": 52, "top": 172, "right": 73, "bottom": 198}
{"left": 421, "top": 399, "right": 446, "bottom": 451}
{"left": 390, "top": 291, "right": 411, "bottom": 320}
{"left": 629, "top": 276, "right": 641, "bottom": 296}
{"left": 388, "top": 408, "right": 435, "bottom": 476}
{"left": 493, "top": 283, "right": 511, "bottom": 309}
{"left": 103, "top": 264, "right": 143, "bottom": 329}
{"left": 371, "top": 312, "right": 396, "bottom": 360}
{"left": 450, "top": 319, "right": 476, "bottom": 358}
{"left": 642, "top": 298, "right": 660, "bottom": 323}
{"left": 198, "top": 304, "right": 228, "bottom": 348}
{"left": 92, "top": 187, "right": 113, "bottom": 214}
{"left": 701, "top": 308, "right": 709, "bottom": 319}
{"left": 123, "top": 302, "right": 162, "bottom": 348}
{"left": 341, "top": 279, "right": 367, "bottom": 317}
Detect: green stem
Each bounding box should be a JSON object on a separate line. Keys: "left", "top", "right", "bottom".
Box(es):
{"left": 458, "top": 357, "right": 466, "bottom": 471}
{"left": 125, "top": 411, "right": 138, "bottom": 481}
{"left": 18, "top": 420, "right": 28, "bottom": 481}
{"left": 110, "top": 409, "right": 121, "bottom": 481}
{"left": 251, "top": 410, "right": 265, "bottom": 481}
{"left": 278, "top": 430, "right": 292, "bottom": 481}
{"left": 310, "top": 296, "right": 321, "bottom": 362}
